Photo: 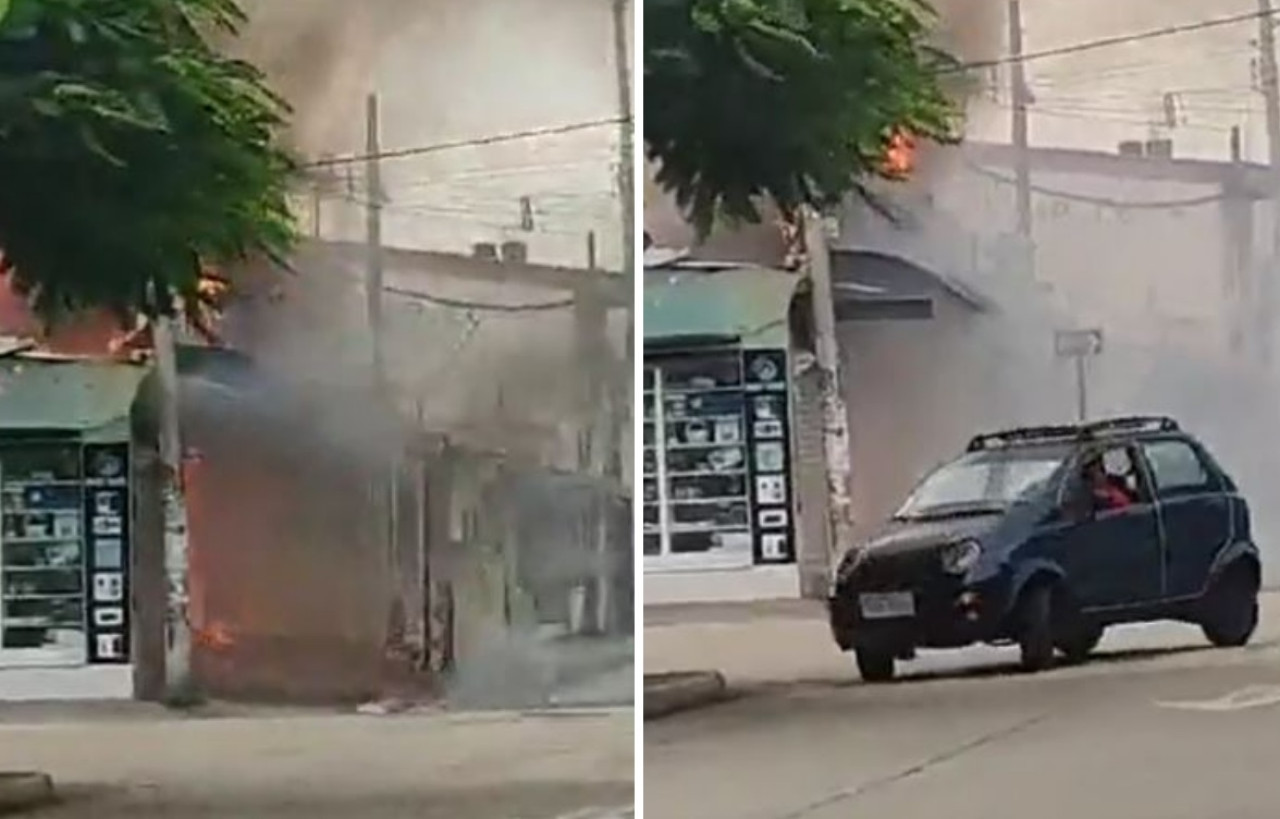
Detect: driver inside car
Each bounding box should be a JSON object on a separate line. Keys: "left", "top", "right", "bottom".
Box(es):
{"left": 1084, "top": 455, "right": 1135, "bottom": 511}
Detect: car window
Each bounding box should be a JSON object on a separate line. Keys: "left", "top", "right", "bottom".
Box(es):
{"left": 1076, "top": 445, "right": 1143, "bottom": 509}
{"left": 895, "top": 448, "right": 1066, "bottom": 520}
{"left": 1142, "top": 440, "right": 1212, "bottom": 494}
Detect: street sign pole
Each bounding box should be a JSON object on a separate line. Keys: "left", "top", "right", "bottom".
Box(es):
{"left": 1074, "top": 354, "right": 1087, "bottom": 422}
{"left": 1054, "top": 329, "right": 1103, "bottom": 424}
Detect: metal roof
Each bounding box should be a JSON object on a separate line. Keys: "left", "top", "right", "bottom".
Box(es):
{"left": 643, "top": 265, "right": 803, "bottom": 344}
{"left": 0, "top": 358, "right": 151, "bottom": 432}
{"left": 832, "top": 250, "right": 990, "bottom": 311}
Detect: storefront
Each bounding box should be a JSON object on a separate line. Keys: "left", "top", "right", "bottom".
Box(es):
{"left": 0, "top": 357, "right": 148, "bottom": 700}
{"left": 644, "top": 265, "right": 812, "bottom": 604}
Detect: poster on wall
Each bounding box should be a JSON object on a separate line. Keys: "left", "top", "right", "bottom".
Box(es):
{"left": 82, "top": 444, "right": 130, "bottom": 664}
{"left": 743, "top": 349, "right": 796, "bottom": 565}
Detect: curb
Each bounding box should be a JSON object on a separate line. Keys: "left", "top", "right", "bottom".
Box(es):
{"left": 0, "top": 772, "right": 55, "bottom": 815}
{"left": 644, "top": 671, "right": 729, "bottom": 720}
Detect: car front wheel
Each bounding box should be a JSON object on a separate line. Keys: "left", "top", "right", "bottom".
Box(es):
{"left": 855, "top": 647, "right": 896, "bottom": 683}
{"left": 1201, "top": 564, "right": 1260, "bottom": 648}
{"left": 1016, "top": 583, "right": 1056, "bottom": 673}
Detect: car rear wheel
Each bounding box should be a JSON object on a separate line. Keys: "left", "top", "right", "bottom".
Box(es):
{"left": 1016, "top": 583, "right": 1056, "bottom": 673}
{"left": 1201, "top": 563, "right": 1260, "bottom": 648}
{"left": 1055, "top": 623, "right": 1104, "bottom": 664}
{"left": 855, "top": 647, "right": 896, "bottom": 683}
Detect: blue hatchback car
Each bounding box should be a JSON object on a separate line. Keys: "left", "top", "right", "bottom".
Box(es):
{"left": 828, "top": 416, "right": 1261, "bottom": 682}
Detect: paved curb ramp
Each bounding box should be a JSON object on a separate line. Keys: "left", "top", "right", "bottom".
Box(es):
{"left": 0, "top": 772, "right": 55, "bottom": 815}
{"left": 643, "top": 671, "right": 728, "bottom": 720}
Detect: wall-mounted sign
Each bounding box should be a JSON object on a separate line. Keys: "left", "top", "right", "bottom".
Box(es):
{"left": 82, "top": 444, "right": 130, "bottom": 665}
{"left": 743, "top": 349, "right": 796, "bottom": 565}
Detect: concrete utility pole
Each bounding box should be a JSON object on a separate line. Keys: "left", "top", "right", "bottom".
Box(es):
{"left": 802, "top": 210, "right": 856, "bottom": 586}
{"left": 612, "top": 0, "right": 635, "bottom": 352}
{"left": 577, "top": 232, "right": 614, "bottom": 635}
{"left": 365, "top": 93, "right": 401, "bottom": 660}
{"left": 152, "top": 288, "right": 194, "bottom": 704}
{"left": 365, "top": 93, "right": 386, "bottom": 386}
{"left": 1224, "top": 126, "right": 1255, "bottom": 355}
{"left": 1257, "top": 0, "right": 1280, "bottom": 362}
{"left": 1008, "top": 0, "right": 1034, "bottom": 271}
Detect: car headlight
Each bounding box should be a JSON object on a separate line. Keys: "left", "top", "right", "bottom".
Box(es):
{"left": 940, "top": 539, "right": 982, "bottom": 575}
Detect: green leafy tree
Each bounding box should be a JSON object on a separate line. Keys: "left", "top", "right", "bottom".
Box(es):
{"left": 0, "top": 0, "right": 296, "bottom": 323}
{"left": 645, "top": 0, "right": 962, "bottom": 235}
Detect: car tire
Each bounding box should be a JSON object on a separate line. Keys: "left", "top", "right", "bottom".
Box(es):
{"left": 855, "top": 647, "right": 896, "bottom": 683}
{"left": 1016, "top": 583, "right": 1056, "bottom": 673}
{"left": 1200, "top": 563, "right": 1260, "bottom": 648}
{"left": 1055, "top": 623, "right": 1104, "bottom": 665}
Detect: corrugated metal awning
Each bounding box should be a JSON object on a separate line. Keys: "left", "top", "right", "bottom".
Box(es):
{"left": 644, "top": 266, "right": 802, "bottom": 345}
{"left": 0, "top": 358, "right": 151, "bottom": 432}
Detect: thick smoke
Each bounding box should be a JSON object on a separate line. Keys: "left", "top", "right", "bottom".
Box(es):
{"left": 211, "top": 2, "right": 633, "bottom": 709}
{"left": 226, "top": 0, "right": 422, "bottom": 156}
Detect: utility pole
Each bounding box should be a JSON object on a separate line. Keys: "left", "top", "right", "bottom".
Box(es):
{"left": 152, "top": 287, "right": 195, "bottom": 704}
{"left": 611, "top": 0, "right": 635, "bottom": 483}
{"left": 577, "top": 232, "right": 613, "bottom": 634}
{"left": 1008, "top": 0, "right": 1034, "bottom": 273}
{"left": 365, "top": 93, "right": 399, "bottom": 663}
{"left": 612, "top": 0, "right": 635, "bottom": 332}
{"left": 609, "top": 0, "right": 634, "bottom": 632}
{"left": 1257, "top": 0, "right": 1280, "bottom": 362}
{"left": 365, "top": 93, "right": 386, "bottom": 386}
{"left": 1225, "top": 126, "right": 1253, "bottom": 355}
{"left": 802, "top": 210, "right": 856, "bottom": 592}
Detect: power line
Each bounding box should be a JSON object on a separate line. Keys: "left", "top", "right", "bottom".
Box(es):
{"left": 957, "top": 9, "right": 1280, "bottom": 72}
{"left": 384, "top": 283, "right": 575, "bottom": 313}
{"left": 304, "top": 117, "right": 627, "bottom": 169}
{"left": 963, "top": 157, "right": 1230, "bottom": 209}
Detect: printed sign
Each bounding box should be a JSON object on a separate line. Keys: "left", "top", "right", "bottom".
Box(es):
{"left": 743, "top": 349, "right": 796, "bottom": 565}
{"left": 82, "top": 444, "right": 130, "bottom": 665}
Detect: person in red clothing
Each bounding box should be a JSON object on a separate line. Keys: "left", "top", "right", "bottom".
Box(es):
{"left": 1084, "top": 456, "right": 1135, "bottom": 510}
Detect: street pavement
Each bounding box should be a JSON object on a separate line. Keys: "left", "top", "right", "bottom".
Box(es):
{"left": 644, "top": 592, "right": 1280, "bottom": 819}
{"left": 0, "top": 705, "right": 633, "bottom": 818}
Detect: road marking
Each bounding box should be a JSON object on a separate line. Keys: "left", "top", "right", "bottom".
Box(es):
{"left": 1155, "top": 685, "right": 1280, "bottom": 712}
{"left": 549, "top": 805, "right": 633, "bottom": 819}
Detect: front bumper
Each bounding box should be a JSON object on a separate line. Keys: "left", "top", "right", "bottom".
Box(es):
{"left": 828, "top": 577, "right": 1011, "bottom": 652}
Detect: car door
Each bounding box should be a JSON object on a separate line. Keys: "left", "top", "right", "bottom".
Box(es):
{"left": 1139, "top": 438, "right": 1231, "bottom": 600}
{"left": 1058, "top": 445, "right": 1163, "bottom": 610}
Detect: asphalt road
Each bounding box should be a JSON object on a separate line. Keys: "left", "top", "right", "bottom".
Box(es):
{"left": 0, "top": 706, "right": 633, "bottom": 818}
{"left": 645, "top": 622, "right": 1280, "bottom": 819}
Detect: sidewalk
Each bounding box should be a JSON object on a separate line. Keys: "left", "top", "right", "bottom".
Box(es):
{"left": 0, "top": 705, "right": 632, "bottom": 817}
{"left": 645, "top": 591, "right": 1280, "bottom": 691}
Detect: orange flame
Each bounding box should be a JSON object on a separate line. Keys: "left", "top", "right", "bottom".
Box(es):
{"left": 882, "top": 129, "right": 916, "bottom": 179}
{"left": 196, "top": 621, "right": 235, "bottom": 651}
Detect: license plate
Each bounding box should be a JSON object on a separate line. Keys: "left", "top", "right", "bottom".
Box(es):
{"left": 859, "top": 591, "right": 915, "bottom": 620}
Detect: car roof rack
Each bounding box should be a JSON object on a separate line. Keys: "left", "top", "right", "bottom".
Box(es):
{"left": 966, "top": 415, "right": 1180, "bottom": 452}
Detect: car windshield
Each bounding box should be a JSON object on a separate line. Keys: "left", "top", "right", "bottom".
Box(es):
{"left": 894, "top": 447, "right": 1067, "bottom": 521}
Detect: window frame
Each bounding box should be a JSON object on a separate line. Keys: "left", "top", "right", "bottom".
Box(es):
{"left": 1138, "top": 437, "right": 1219, "bottom": 499}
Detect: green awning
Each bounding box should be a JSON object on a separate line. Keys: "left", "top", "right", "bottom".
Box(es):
{"left": 0, "top": 358, "right": 151, "bottom": 432}
{"left": 644, "top": 266, "right": 803, "bottom": 346}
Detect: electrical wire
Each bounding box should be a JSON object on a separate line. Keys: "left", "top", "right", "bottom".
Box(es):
{"left": 304, "top": 117, "right": 627, "bottom": 169}
{"left": 1001, "top": 104, "right": 1237, "bottom": 133}
{"left": 955, "top": 9, "right": 1280, "bottom": 72}
{"left": 383, "top": 283, "right": 575, "bottom": 313}
{"left": 1019, "top": 44, "right": 1255, "bottom": 86}
{"left": 962, "top": 157, "right": 1230, "bottom": 209}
